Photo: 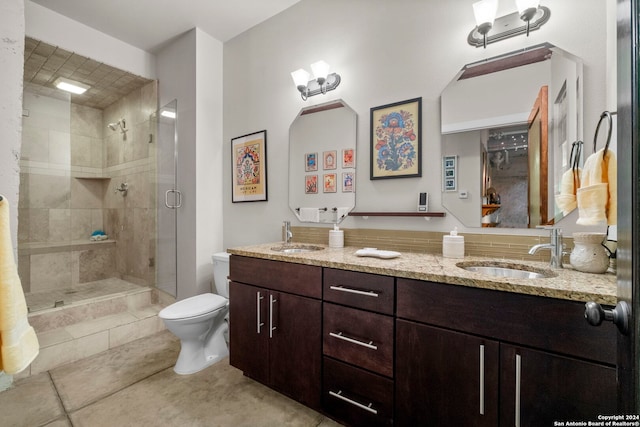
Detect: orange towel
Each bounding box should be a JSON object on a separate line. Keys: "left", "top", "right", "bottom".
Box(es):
{"left": 0, "top": 197, "right": 39, "bottom": 374}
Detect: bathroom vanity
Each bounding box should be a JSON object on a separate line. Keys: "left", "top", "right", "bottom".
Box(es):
{"left": 227, "top": 244, "right": 617, "bottom": 426}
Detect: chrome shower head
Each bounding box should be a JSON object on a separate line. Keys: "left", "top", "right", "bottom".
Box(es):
{"left": 107, "top": 119, "right": 127, "bottom": 133}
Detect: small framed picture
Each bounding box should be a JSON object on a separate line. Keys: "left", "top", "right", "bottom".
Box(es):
{"left": 305, "top": 175, "right": 318, "bottom": 194}
{"left": 323, "top": 150, "right": 337, "bottom": 170}
{"left": 342, "top": 148, "right": 355, "bottom": 168}
{"left": 323, "top": 173, "right": 337, "bottom": 193}
{"left": 443, "top": 155, "right": 457, "bottom": 191}
{"left": 342, "top": 172, "right": 354, "bottom": 192}
{"left": 305, "top": 152, "right": 318, "bottom": 172}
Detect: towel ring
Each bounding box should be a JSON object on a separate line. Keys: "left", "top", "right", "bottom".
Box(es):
{"left": 570, "top": 140, "right": 583, "bottom": 172}
{"left": 593, "top": 111, "right": 617, "bottom": 156}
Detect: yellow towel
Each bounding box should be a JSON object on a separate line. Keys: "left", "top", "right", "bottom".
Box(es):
{"left": 576, "top": 148, "right": 617, "bottom": 226}
{"left": 0, "top": 197, "right": 39, "bottom": 374}
{"left": 555, "top": 167, "right": 581, "bottom": 215}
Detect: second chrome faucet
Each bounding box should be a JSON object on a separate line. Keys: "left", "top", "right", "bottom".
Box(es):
{"left": 283, "top": 221, "right": 293, "bottom": 244}
{"left": 528, "top": 228, "right": 565, "bottom": 268}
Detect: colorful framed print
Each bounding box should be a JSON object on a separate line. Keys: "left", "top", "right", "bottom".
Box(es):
{"left": 370, "top": 97, "right": 422, "bottom": 180}
{"left": 323, "top": 150, "right": 337, "bottom": 170}
{"left": 443, "top": 155, "right": 457, "bottom": 191}
{"left": 323, "top": 173, "right": 337, "bottom": 193}
{"left": 305, "top": 152, "right": 318, "bottom": 172}
{"left": 305, "top": 175, "right": 318, "bottom": 194}
{"left": 231, "top": 130, "right": 268, "bottom": 202}
{"left": 342, "top": 172, "right": 354, "bottom": 192}
{"left": 342, "top": 148, "right": 355, "bottom": 168}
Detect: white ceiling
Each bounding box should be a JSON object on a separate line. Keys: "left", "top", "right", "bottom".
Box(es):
{"left": 30, "top": 0, "right": 302, "bottom": 51}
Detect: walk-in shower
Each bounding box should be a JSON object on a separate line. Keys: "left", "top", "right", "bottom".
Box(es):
{"left": 18, "top": 37, "right": 174, "bottom": 313}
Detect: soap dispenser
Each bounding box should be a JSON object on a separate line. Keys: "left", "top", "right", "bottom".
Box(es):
{"left": 329, "top": 224, "right": 344, "bottom": 248}
{"left": 443, "top": 227, "right": 465, "bottom": 259}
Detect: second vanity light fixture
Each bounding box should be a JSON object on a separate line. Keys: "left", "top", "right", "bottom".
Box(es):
{"left": 469, "top": 0, "right": 550, "bottom": 48}
{"left": 290, "top": 60, "right": 341, "bottom": 101}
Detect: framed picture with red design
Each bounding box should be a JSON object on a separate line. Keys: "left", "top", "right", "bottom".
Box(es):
{"left": 231, "top": 130, "right": 268, "bottom": 202}
{"left": 370, "top": 97, "right": 422, "bottom": 180}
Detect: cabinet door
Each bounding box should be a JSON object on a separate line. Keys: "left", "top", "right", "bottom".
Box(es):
{"left": 396, "top": 320, "right": 499, "bottom": 427}
{"left": 269, "top": 291, "right": 322, "bottom": 409}
{"left": 500, "top": 345, "right": 617, "bottom": 426}
{"left": 229, "top": 281, "right": 269, "bottom": 385}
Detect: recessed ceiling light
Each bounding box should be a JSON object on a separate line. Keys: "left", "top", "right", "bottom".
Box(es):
{"left": 54, "top": 77, "right": 90, "bottom": 94}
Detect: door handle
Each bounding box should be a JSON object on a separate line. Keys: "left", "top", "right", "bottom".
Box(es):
{"left": 584, "top": 301, "right": 630, "bottom": 335}
{"left": 164, "top": 189, "right": 182, "bottom": 209}
{"left": 269, "top": 294, "right": 277, "bottom": 338}
{"left": 256, "top": 292, "right": 264, "bottom": 334}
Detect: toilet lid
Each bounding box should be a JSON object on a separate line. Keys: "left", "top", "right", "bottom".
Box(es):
{"left": 159, "top": 293, "right": 228, "bottom": 320}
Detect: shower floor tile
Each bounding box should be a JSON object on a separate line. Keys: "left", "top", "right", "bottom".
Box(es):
{"left": 25, "top": 278, "right": 145, "bottom": 313}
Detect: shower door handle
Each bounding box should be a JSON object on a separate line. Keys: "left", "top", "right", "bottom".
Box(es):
{"left": 164, "top": 189, "right": 182, "bottom": 209}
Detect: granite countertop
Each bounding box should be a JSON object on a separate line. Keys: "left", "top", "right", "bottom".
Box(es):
{"left": 227, "top": 243, "right": 617, "bottom": 305}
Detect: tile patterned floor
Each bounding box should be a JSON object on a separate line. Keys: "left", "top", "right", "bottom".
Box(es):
{"left": 0, "top": 331, "right": 342, "bottom": 427}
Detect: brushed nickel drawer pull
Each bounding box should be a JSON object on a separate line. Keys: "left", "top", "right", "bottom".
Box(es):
{"left": 329, "top": 331, "right": 378, "bottom": 350}
{"left": 479, "top": 344, "right": 485, "bottom": 415}
{"left": 256, "top": 292, "right": 264, "bottom": 334}
{"left": 329, "top": 390, "right": 378, "bottom": 415}
{"left": 515, "top": 353, "right": 522, "bottom": 427}
{"left": 330, "top": 285, "right": 379, "bottom": 298}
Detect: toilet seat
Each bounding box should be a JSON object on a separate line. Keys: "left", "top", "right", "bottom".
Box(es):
{"left": 159, "top": 293, "right": 228, "bottom": 320}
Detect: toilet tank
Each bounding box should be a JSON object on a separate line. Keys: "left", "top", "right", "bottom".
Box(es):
{"left": 212, "top": 252, "right": 231, "bottom": 298}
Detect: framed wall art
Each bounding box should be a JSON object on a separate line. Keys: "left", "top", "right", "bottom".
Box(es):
{"left": 323, "top": 150, "right": 337, "bottom": 170}
{"left": 232, "top": 130, "right": 268, "bottom": 202}
{"left": 370, "top": 97, "right": 422, "bottom": 180}
{"left": 442, "top": 155, "right": 457, "bottom": 191}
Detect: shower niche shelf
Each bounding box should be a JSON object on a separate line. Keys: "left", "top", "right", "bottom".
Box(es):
{"left": 73, "top": 176, "right": 111, "bottom": 180}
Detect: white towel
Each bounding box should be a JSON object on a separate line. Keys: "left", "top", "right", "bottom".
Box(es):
{"left": 0, "top": 197, "right": 39, "bottom": 374}
{"left": 576, "top": 148, "right": 617, "bottom": 226}
{"left": 298, "top": 208, "right": 320, "bottom": 223}
{"left": 555, "top": 168, "right": 581, "bottom": 216}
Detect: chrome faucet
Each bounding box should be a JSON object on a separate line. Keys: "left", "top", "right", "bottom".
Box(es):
{"left": 283, "top": 221, "right": 292, "bottom": 244}
{"left": 528, "top": 228, "right": 564, "bottom": 268}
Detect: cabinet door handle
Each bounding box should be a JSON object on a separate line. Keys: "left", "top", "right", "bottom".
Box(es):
{"left": 269, "top": 294, "right": 277, "bottom": 338}
{"left": 515, "top": 353, "right": 522, "bottom": 427}
{"left": 256, "top": 292, "right": 264, "bottom": 334}
{"left": 329, "top": 285, "right": 379, "bottom": 298}
{"left": 329, "top": 331, "right": 378, "bottom": 350}
{"left": 329, "top": 390, "right": 378, "bottom": 415}
{"left": 479, "top": 344, "right": 485, "bottom": 415}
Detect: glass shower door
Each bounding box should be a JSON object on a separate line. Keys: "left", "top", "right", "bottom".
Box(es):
{"left": 155, "top": 100, "right": 178, "bottom": 297}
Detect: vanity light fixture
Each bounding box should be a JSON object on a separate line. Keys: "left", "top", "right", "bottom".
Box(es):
{"left": 469, "top": 0, "right": 550, "bottom": 48}
{"left": 290, "top": 60, "right": 341, "bottom": 101}
{"left": 54, "top": 77, "right": 90, "bottom": 94}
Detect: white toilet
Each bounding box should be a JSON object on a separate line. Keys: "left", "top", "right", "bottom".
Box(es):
{"left": 159, "top": 252, "right": 230, "bottom": 375}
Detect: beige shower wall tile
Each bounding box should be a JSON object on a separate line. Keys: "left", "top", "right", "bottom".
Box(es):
{"left": 28, "top": 174, "right": 70, "bottom": 209}
{"left": 48, "top": 209, "right": 71, "bottom": 242}
{"left": 70, "top": 209, "right": 92, "bottom": 240}
{"left": 30, "top": 252, "right": 72, "bottom": 292}
{"left": 71, "top": 103, "right": 102, "bottom": 139}
{"left": 71, "top": 134, "right": 92, "bottom": 167}
{"left": 48, "top": 130, "right": 71, "bottom": 165}
{"left": 21, "top": 126, "right": 49, "bottom": 162}
{"left": 29, "top": 208, "right": 49, "bottom": 242}
{"left": 71, "top": 177, "right": 104, "bottom": 209}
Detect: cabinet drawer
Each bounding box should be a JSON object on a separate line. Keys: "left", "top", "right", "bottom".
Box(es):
{"left": 323, "top": 302, "right": 394, "bottom": 377}
{"left": 323, "top": 357, "right": 393, "bottom": 426}
{"left": 323, "top": 269, "right": 395, "bottom": 314}
{"left": 396, "top": 278, "right": 616, "bottom": 365}
{"left": 229, "top": 255, "right": 322, "bottom": 298}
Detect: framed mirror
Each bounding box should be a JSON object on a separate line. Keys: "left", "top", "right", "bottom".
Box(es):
{"left": 288, "top": 99, "right": 357, "bottom": 223}
{"left": 440, "top": 43, "right": 583, "bottom": 228}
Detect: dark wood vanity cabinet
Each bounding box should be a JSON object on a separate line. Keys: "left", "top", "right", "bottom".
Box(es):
{"left": 396, "top": 278, "right": 617, "bottom": 427}
{"left": 322, "top": 268, "right": 395, "bottom": 426}
{"left": 228, "top": 256, "right": 322, "bottom": 409}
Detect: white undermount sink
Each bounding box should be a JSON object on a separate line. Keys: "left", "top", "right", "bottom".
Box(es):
{"left": 456, "top": 261, "right": 556, "bottom": 279}
{"left": 271, "top": 244, "right": 324, "bottom": 254}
